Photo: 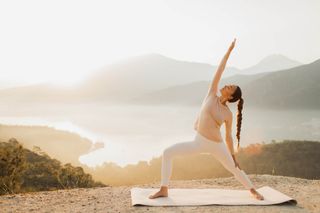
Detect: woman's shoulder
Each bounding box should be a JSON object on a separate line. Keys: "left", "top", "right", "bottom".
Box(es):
{"left": 205, "top": 92, "right": 218, "bottom": 100}
{"left": 202, "top": 93, "right": 218, "bottom": 107}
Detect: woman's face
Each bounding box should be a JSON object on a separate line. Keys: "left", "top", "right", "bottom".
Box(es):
{"left": 220, "top": 84, "right": 237, "bottom": 100}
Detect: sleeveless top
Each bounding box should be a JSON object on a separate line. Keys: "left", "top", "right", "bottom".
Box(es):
{"left": 196, "top": 93, "right": 232, "bottom": 143}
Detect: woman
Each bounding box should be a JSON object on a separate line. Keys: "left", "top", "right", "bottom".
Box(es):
{"left": 149, "top": 38, "right": 264, "bottom": 200}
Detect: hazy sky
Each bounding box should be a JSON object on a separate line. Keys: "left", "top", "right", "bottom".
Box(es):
{"left": 1, "top": 0, "right": 319, "bottom": 86}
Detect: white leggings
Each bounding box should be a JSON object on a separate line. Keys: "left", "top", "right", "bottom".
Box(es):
{"left": 161, "top": 132, "right": 255, "bottom": 190}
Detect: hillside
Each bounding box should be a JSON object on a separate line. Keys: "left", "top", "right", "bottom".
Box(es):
{"left": 126, "top": 72, "right": 269, "bottom": 106}
{"left": 129, "top": 58, "right": 320, "bottom": 109}
{"left": 0, "top": 53, "right": 302, "bottom": 104}
{"left": 0, "top": 175, "right": 318, "bottom": 213}
{"left": 0, "top": 124, "right": 92, "bottom": 166}
{"left": 85, "top": 140, "right": 320, "bottom": 186}
{"left": 0, "top": 138, "right": 105, "bottom": 195}
{"left": 242, "top": 58, "right": 320, "bottom": 109}
{"left": 240, "top": 54, "right": 302, "bottom": 75}
{"left": 0, "top": 53, "right": 234, "bottom": 104}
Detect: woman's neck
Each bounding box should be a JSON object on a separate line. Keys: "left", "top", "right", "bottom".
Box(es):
{"left": 218, "top": 96, "right": 228, "bottom": 106}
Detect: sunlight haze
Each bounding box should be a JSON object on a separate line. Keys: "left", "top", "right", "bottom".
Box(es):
{"left": 0, "top": 0, "right": 319, "bottom": 86}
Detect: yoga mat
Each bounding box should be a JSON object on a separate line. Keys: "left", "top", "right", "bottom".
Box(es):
{"left": 131, "top": 186, "right": 297, "bottom": 206}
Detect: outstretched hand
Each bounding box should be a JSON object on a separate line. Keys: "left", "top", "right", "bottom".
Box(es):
{"left": 228, "top": 38, "right": 236, "bottom": 52}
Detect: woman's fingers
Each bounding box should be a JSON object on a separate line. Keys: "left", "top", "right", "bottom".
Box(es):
{"left": 234, "top": 161, "right": 241, "bottom": 169}
{"left": 237, "top": 163, "right": 241, "bottom": 169}
{"left": 229, "top": 38, "right": 236, "bottom": 51}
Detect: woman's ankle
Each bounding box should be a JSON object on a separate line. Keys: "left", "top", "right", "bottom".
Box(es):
{"left": 249, "top": 187, "right": 257, "bottom": 192}
{"left": 161, "top": 186, "right": 168, "bottom": 190}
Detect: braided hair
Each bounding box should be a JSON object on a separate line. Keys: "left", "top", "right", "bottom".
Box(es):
{"left": 227, "top": 86, "right": 243, "bottom": 152}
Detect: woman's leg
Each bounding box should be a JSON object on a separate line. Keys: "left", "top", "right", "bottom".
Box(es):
{"left": 206, "top": 140, "right": 264, "bottom": 199}
{"left": 149, "top": 135, "right": 207, "bottom": 199}
{"left": 160, "top": 138, "right": 205, "bottom": 187}
{"left": 207, "top": 141, "right": 255, "bottom": 190}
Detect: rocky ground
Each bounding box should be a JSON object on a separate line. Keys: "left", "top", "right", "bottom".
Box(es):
{"left": 0, "top": 174, "right": 319, "bottom": 213}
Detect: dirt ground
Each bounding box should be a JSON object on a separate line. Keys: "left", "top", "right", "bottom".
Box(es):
{"left": 0, "top": 174, "right": 319, "bottom": 213}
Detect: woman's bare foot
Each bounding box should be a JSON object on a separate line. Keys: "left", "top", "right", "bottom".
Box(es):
{"left": 250, "top": 188, "right": 264, "bottom": 200}
{"left": 148, "top": 186, "right": 168, "bottom": 199}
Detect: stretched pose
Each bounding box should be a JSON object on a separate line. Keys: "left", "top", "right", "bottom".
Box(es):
{"left": 149, "top": 39, "right": 264, "bottom": 200}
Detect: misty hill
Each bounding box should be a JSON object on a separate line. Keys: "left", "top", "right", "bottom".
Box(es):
{"left": 63, "top": 53, "right": 239, "bottom": 103}
{"left": 0, "top": 53, "right": 301, "bottom": 104}
{"left": 0, "top": 53, "right": 230, "bottom": 104}
{"left": 129, "top": 58, "right": 320, "bottom": 109}
{"left": 87, "top": 140, "right": 320, "bottom": 186}
{"left": 239, "top": 54, "right": 302, "bottom": 75}
{"left": 0, "top": 124, "right": 93, "bottom": 166}
{"left": 126, "top": 73, "right": 269, "bottom": 106}
{"left": 0, "top": 138, "right": 105, "bottom": 195}
{"left": 242, "top": 58, "right": 320, "bottom": 109}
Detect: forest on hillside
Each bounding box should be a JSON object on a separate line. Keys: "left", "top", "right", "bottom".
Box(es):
{"left": 0, "top": 138, "right": 105, "bottom": 195}
{"left": 85, "top": 140, "right": 320, "bottom": 186}
{"left": 1, "top": 137, "right": 319, "bottom": 192}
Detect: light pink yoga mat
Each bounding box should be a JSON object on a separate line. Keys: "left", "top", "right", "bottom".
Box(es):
{"left": 131, "top": 186, "right": 297, "bottom": 206}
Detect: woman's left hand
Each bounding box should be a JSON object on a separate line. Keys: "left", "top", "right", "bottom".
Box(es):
{"left": 231, "top": 154, "right": 242, "bottom": 169}
{"left": 234, "top": 160, "right": 242, "bottom": 170}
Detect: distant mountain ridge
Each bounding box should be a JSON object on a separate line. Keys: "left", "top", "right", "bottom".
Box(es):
{"left": 0, "top": 53, "right": 310, "bottom": 108}
{"left": 239, "top": 54, "right": 302, "bottom": 75}
{"left": 73, "top": 53, "right": 239, "bottom": 102}
{"left": 128, "top": 58, "right": 320, "bottom": 109}
{"left": 242, "top": 58, "right": 320, "bottom": 109}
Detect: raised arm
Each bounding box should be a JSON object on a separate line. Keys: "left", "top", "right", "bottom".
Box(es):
{"left": 206, "top": 39, "right": 236, "bottom": 97}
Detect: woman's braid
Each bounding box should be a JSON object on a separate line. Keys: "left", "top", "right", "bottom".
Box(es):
{"left": 236, "top": 97, "right": 244, "bottom": 151}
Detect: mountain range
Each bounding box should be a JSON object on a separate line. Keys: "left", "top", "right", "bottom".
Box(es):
{"left": 0, "top": 53, "right": 318, "bottom": 109}
{"left": 128, "top": 58, "right": 320, "bottom": 109}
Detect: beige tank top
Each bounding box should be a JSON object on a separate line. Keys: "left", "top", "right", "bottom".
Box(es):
{"left": 196, "top": 93, "right": 232, "bottom": 143}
